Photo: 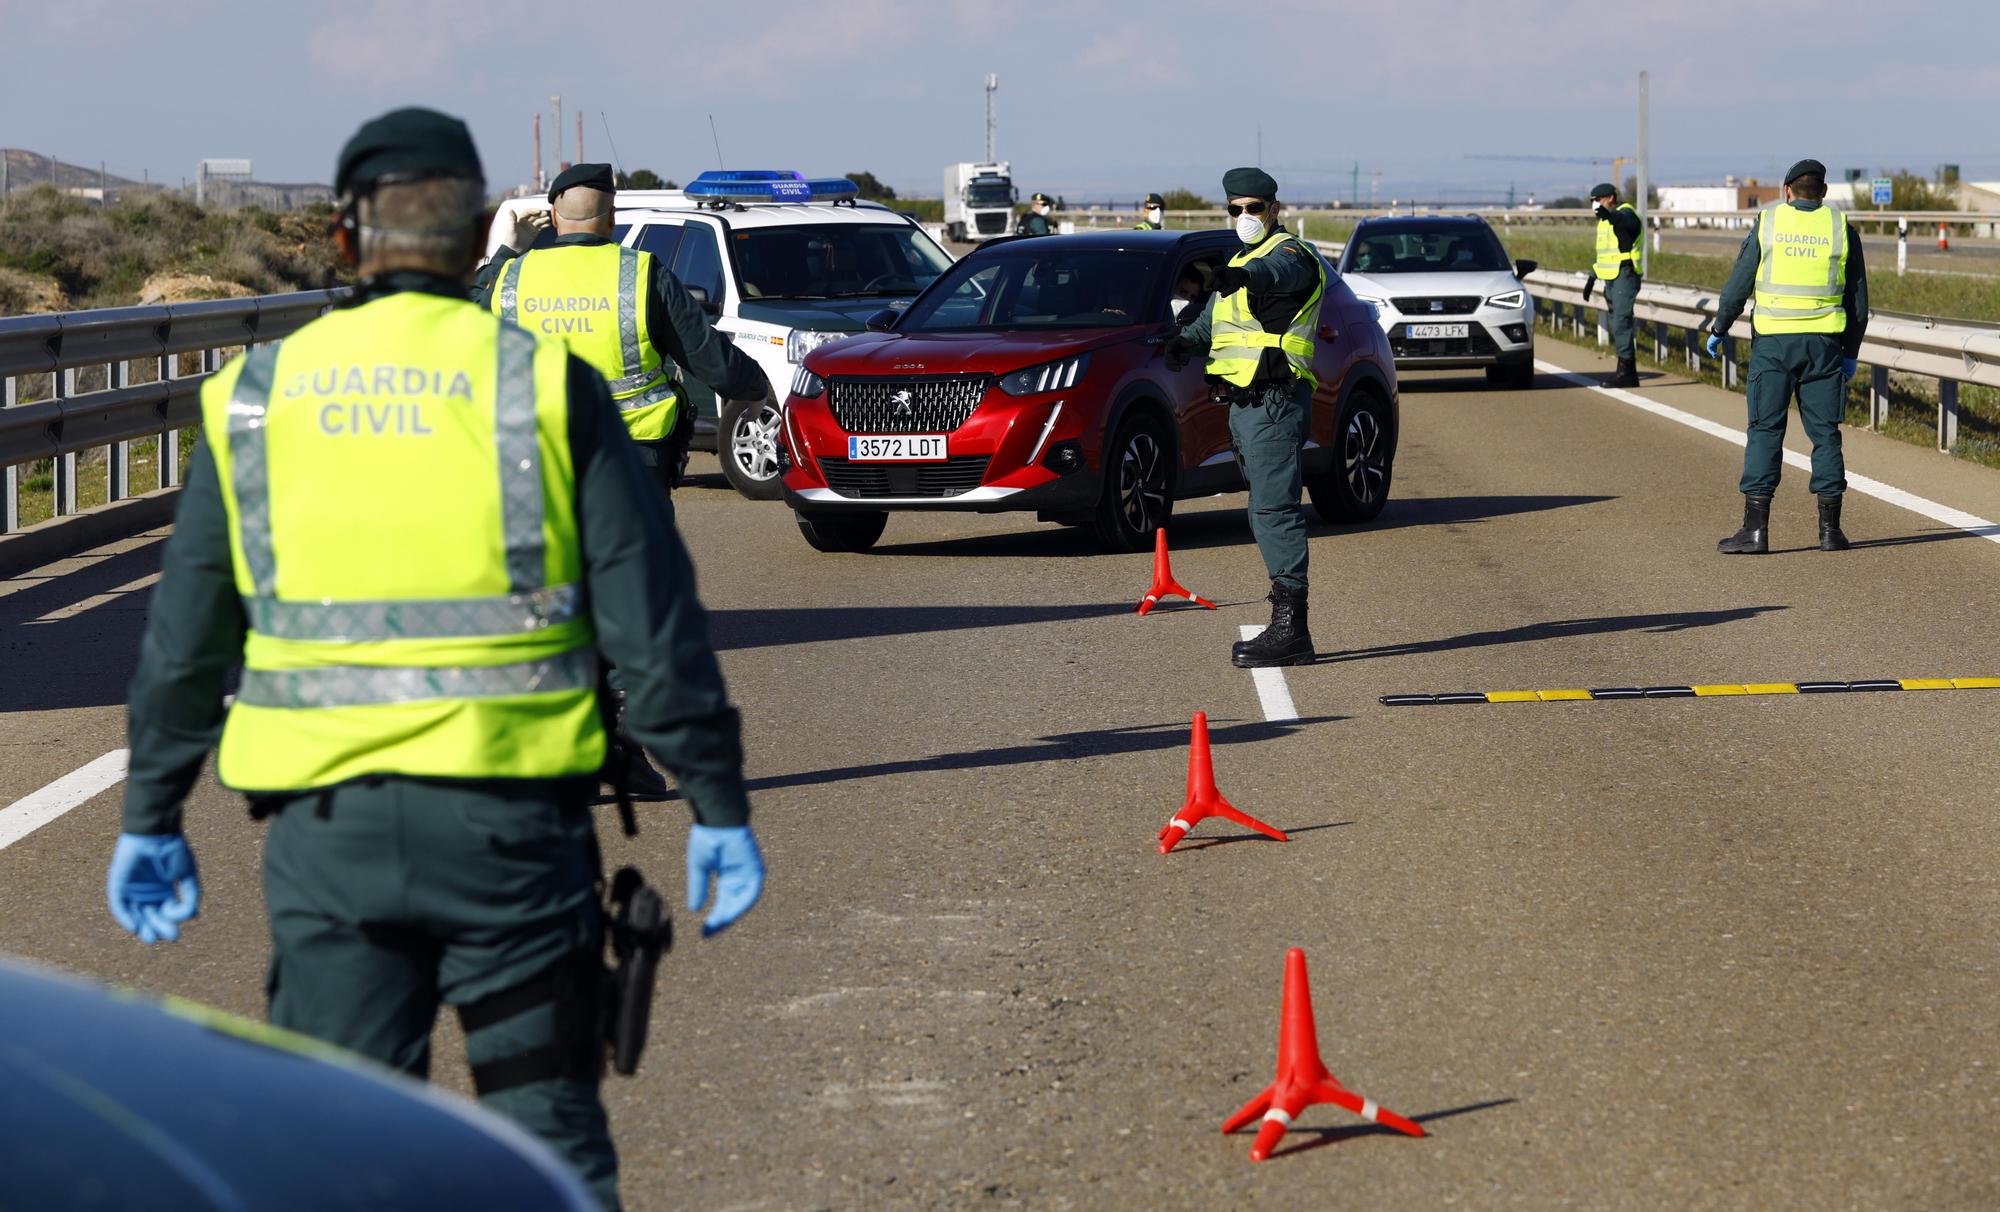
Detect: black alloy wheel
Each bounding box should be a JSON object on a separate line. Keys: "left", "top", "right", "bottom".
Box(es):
{"left": 720, "top": 395, "right": 786, "bottom": 500}
{"left": 794, "top": 509, "right": 888, "bottom": 553}
{"left": 1306, "top": 390, "right": 1393, "bottom": 524}
{"left": 1090, "top": 415, "right": 1173, "bottom": 552}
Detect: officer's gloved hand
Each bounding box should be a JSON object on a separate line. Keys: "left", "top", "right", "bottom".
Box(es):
{"left": 1581, "top": 276, "right": 1595, "bottom": 302}
{"left": 1210, "top": 265, "right": 1250, "bottom": 296}
{"left": 107, "top": 833, "right": 201, "bottom": 944}
{"left": 1163, "top": 335, "right": 1195, "bottom": 372}
{"left": 1842, "top": 357, "right": 1859, "bottom": 381}
{"left": 1704, "top": 332, "right": 1724, "bottom": 358}
{"left": 686, "top": 824, "right": 764, "bottom": 938}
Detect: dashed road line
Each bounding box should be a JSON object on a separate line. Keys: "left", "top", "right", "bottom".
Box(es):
{"left": 1383, "top": 677, "right": 2000, "bottom": 707}
{"left": 1534, "top": 360, "right": 2000, "bottom": 549}
{"left": 1239, "top": 625, "right": 1300, "bottom": 722}
{"left": 0, "top": 750, "right": 129, "bottom": 851}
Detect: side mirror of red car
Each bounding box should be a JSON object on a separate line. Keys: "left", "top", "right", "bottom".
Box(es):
{"left": 864, "top": 309, "right": 898, "bottom": 333}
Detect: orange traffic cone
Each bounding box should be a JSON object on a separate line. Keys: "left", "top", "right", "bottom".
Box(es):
{"left": 1222, "top": 948, "right": 1425, "bottom": 1161}
{"left": 1157, "top": 712, "right": 1286, "bottom": 853}
{"left": 1135, "top": 528, "right": 1216, "bottom": 615}
{"left": 1938, "top": 222, "right": 1950, "bottom": 252}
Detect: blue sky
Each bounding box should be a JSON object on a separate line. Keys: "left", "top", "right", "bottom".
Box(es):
{"left": 4, "top": 0, "right": 1995, "bottom": 203}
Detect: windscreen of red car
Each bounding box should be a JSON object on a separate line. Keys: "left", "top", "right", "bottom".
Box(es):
{"left": 899, "top": 248, "right": 1166, "bottom": 331}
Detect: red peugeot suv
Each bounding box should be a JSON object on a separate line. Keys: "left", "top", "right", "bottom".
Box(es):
{"left": 779, "top": 230, "right": 1398, "bottom": 552}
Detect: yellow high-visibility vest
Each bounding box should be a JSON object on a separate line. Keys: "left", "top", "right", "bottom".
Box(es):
{"left": 201, "top": 291, "right": 605, "bottom": 791}
{"left": 493, "top": 242, "right": 680, "bottom": 440}
{"left": 1752, "top": 203, "right": 1849, "bottom": 335}
{"left": 1205, "top": 233, "right": 1326, "bottom": 388}
{"left": 1593, "top": 202, "right": 1643, "bottom": 281}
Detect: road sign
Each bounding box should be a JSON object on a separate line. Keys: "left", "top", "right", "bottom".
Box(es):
{"left": 1872, "top": 177, "right": 1894, "bottom": 206}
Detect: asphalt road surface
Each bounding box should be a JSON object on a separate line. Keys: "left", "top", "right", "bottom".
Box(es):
{"left": 1654, "top": 227, "right": 2000, "bottom": 280}
{"left": 4, "top": 337, "right": 1999, "bottom": 1210}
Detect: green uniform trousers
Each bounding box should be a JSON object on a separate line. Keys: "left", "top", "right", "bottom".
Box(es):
{"left": 1605, "top": 266, "right": 1640, "bottom": 361}
{"left": 262, "top": 779, "right": 620, "bottom": 1210}
{"left": 1226, "top": 379, "right": 1313, "bottom": 591}
{"left": 1739, "top": 331, "right": 1847, "bottom": 497}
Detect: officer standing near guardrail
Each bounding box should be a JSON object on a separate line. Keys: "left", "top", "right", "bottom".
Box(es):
{"left": 1134, "top": 192, "right": 1166, "bottom": 230}
{"left": 1017, "top": 192, "right": 1056, "bottom": 237}
{"left": 1704, "top": 158, "right": 1869, "bottom": 554}
{"left": 104, "top": 109, "right": 766, "bottom": 1211}
{"left": 475, "top": 163, "right": 769, "bottom": 498}
{"left": 1584, "top": 182, "right": 1644, "bottom": 387}
{"left": 1165, "top": 167, "right": 1325, "bottom": 668}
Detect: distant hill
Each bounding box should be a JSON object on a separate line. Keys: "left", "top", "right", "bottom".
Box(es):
{"left": 1, "top": 149, "right": 148, "bottom": 194}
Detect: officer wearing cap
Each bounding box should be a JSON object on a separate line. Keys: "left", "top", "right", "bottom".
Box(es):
{"left": 1134, "top": 192, "right": 1167, "bottom": 230}
{"left": 1584, "top": 182, "right": 1644, "bottom": 387}
{"left": 1705, "top": 158, "right": 1869, "bottom": 554}
{"left": 1165, "top": 167, "right": 1326, "bottom": 667}
{"left": 105, "top": 108, "right": 766, "bottom": 1210}
{"left": 1017, "top": 191, "right": 1056, "bottom": 237}
{"left": 476, "top": 163, "right": 768, "bottom": 497}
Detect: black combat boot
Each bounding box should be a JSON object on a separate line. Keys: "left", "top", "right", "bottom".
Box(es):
{"left": 1609, "top": 357, "right": 1639, "bottom": 388}
{"left": 1231, "top": 582, "right": 1315, "bottom": 668}
{"left": 1817, "top": 493, "right": 1851, "bottom": 551}
{"left": 1716, "top": 494, "right": 1772, "bottom": 555}
{"left": 603, "top": 690, "right": 670, "bottom": 800}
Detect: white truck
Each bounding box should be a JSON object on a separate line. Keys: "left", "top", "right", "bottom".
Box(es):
{"left": 943, "top": 162, "right": 1017, "bottom": 243}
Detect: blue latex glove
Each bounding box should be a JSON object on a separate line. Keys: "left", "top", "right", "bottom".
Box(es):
{"left": 107, "top": 833, "right": 201, "bottom": 944}
{"left": 1704, "top": 332, "right": 1724, "bottom": 358}
{"left": 1843, "top": 357, "right": 1858, "bottom": 381}
{"left": 685, "top": 824, "right": 764, "bottom": 938}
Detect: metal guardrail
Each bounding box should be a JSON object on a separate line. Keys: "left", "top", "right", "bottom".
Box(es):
{"left": 0, "top": 289, "right": 348, "bottom": 533}
{"left": 1524, "top": 269, "right": 1997, "bottom": 451}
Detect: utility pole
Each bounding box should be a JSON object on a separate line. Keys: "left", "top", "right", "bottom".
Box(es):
{"left": 1351, "top": 161, "right": 1358, "bottom": 207}
{"left": 551, "top": 95, "right": 563, "bottom": 171}
{"left": 984, "top": 74, "right": 999, "bottom": 163}
{"left": 576, "top": 110, "right": 584, "bottom": 165}
{"left": 1637, "top": 69, "right": 1651, "bottom": 276}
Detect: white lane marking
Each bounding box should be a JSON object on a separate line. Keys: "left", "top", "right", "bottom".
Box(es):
{"left": 1360, "top": 1097, "right": 1380, "bottom": 1122}
{"left": 1239, "top": 625, "right": 1301, "bottom": 722}
{"left": 0, "top": 750, "right": 129, "bottom": 851}
{"left": 1262, "top": 1108, "right": 1294, "bottom": 1127}
{"left": 1535, "top": 360, "right": 2000, "bottom": 548}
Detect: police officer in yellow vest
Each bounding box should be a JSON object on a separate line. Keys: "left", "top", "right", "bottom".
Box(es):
{"left": 477, "top": 163, "right": 769, "bottom": 497}
{"left": 104, "top": 109, "right": 766, "bottom": 1211}
{"left": 1134, "top": 192, "right": 1166, "bottom": 230}
{"left": 1166, "top": 167, "right": 1325, "bottom": 667}
{"left": 1705, "top": 159, "right": 1869, "bottom": 554}
{"left": 1583, "top": 182, "right": 1644, "bottom": 387}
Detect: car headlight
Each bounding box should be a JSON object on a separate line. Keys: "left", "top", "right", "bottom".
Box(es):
{"left": 785, "top": 328, "right": 851, "bottom": 364}
{"left": 790, "top": 366, "right": 825, "bottom": 398}
{"left": 998, "top": 353, "right": 1090, "bottom": 396}
{"left": 1486, "top": 290, "right": 1527, "bottom": 309}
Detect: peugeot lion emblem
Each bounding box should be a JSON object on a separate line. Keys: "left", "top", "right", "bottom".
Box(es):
{"left": 890, "top": 389, "right": 915, "bottom": 419}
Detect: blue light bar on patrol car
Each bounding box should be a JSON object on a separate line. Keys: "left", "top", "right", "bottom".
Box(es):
{"left": 683, "top": 170, "right": 859, "bottom": 203}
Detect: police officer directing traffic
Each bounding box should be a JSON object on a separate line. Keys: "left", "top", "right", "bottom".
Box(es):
{"left": 1585, "top": 182, "right": 1644, "bottom": 388}
{"left": 1705, "top": 158, "right": 1869, "bottom": 554}
{"left": 1167, "top": 167, "right": 1326, "bottom": 668}
{"left": 1017, "top": 191, "right": 1056, "bottom": 236}
{"left": 1134, "top": 192, "right": 1166, "bottom": 230}
{"left": 476, "top": 162, "right": 769, "bottom": 498}
{"left": 104, "top": 109, "right": 765, "bottom": 1210}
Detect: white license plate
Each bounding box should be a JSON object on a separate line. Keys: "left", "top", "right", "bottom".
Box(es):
{"left": 848, "top": 434, "right": 948, "bottom": 462}
{"left": 1408, "top": 323, "right": 1469, "bottom": 339}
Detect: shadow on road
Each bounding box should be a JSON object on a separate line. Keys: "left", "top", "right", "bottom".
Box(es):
{"left": 0, "top": 537, "right": 166, "bottom": 712}
{"left": 1256, "top": 1097, "right": 1518, "bottom": 1159}
{"left": 657, "top": 715, "right": 1345, "bottom": 800}
{"left": 1316, "top": 604, "right": 1785, "bottom": 665}
{"left": 1171, "top": 821, "right": 1351, "bottom": 852}
{"left": 1766, "top": 524, "right": 2000, "bottom": 554}
{"left": 709, "top": 602, "right": 1138, "bottom": 651}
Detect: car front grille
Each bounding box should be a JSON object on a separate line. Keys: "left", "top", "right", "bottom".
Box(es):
{"left": 1390, "top": 296, "right": 1481, "bottom": 316}
{"left": 828, "top": 375, "right": 992, "bottom": 435}
{"left": 817, "top": 456, "right": 992, "bottom": 499}
{"left": 1389, "top": 323, "right": 1502, "bottom": 360}
{"left": 975, "top": 212, "right": 1009, "bottom": 234}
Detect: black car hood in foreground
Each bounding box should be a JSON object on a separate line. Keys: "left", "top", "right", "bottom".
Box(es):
{"left": 0, "top": 959, "right": 595, "bottom": 1211}
{"left": 737, "top": 296, "right": 905, "bottom": 332}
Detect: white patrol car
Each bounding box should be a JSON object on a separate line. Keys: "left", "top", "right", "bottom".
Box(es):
{"left": 484, "top": 171, "right": 955, "bottom": 498}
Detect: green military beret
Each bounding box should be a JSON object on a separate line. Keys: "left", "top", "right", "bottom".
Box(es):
{"left": 548, "top": 161, "right": 616, "bottom": 202}
{"left": 1590, "top": 182, "right": 1617, "bottom": 200}
{"left": 1783, "top": 158, "right": 1827, "bottom": 185}
{"left": 334, "top": 107, "right": 482, "bottom": 198}
{"left": 1144, "top": 192, "right": 1165, "bottom": 208}
{"left": 1221, "top": 167, "right": 1277, "bottom": 200}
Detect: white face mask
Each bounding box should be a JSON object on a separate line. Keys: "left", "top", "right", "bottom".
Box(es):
{"left": 1235, "top": 213, "right": 1267, "bottom": 244}
{"left": 1146, "top": 206, "right": 1163, "bottom": 225}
